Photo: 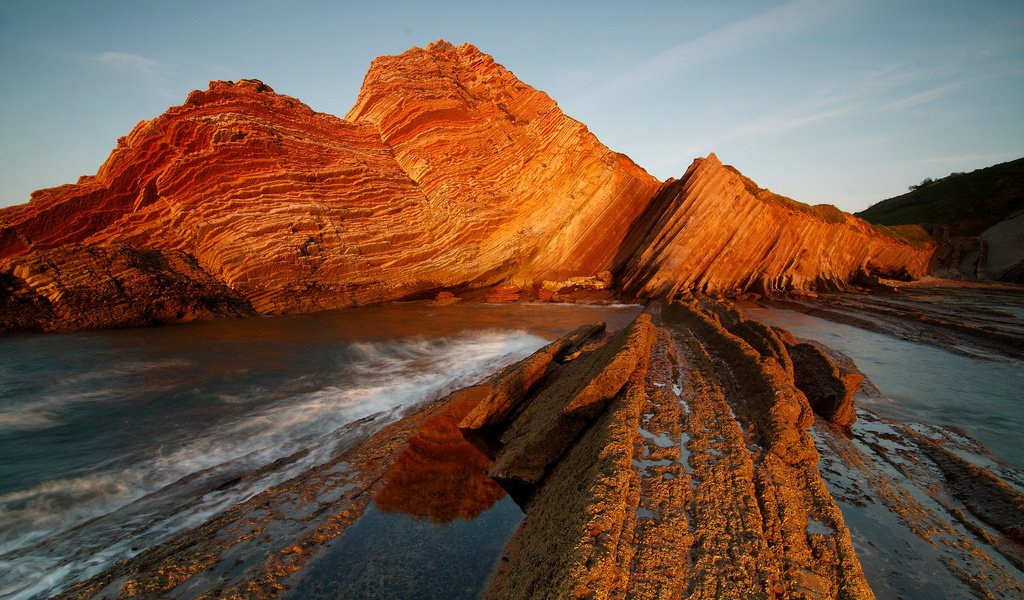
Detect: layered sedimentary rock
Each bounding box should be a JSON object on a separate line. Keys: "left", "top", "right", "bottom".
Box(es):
{"left": 770, "top": 282, "right": 1024, "bottom": 361}
{"left": 346, "top": 41, "right": 661, "bottom": 282}
{"left": 618, "top": 154, "right": 934, "bottom": 298}
{"left": 0, "top": 44, "right": 661, "bottom": 331}
{"left": 1, "top": 79, "right": 443, "bottom": 318}
{"left": 51, "top": 303, "right": 1024, "bottom": 598}
{"left": 1, "top": 41, "right": 934, "bottom": 333}
{"left": 0, "top": 244, "right": 254, "bottom": 332}
{"left": 464, "top": 305, "right": 874, "bottom": 599}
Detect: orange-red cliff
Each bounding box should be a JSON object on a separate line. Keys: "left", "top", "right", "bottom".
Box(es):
{"left": 618, "top": 155, "right": 933, "bottom": 297}
{"left": 346, "top": 41, "right": 661, "bottom": 282}
{"left": 0, "top": 42, "right": 933, "bottom": 333}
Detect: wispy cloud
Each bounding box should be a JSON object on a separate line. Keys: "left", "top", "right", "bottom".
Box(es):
{"left": 643, "top": 54, "right": 1007, "bottom": 176}
{"left": 592, "top": 0, "right": 847, "bottom": 101}
{"left": 885, "top": 80, "right": 969, "bottom": 111}
{"left": 643, "top": 103, "right": 861, "bottom": 174}
{"left": 91, "top": 51, "right": 171, "bottom": 96}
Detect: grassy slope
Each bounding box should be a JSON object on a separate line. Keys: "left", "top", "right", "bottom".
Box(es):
{"left": 856, "top": 157, "right": 1024, "bottom": 237}
{"left": 722, "top": 165, "right": 847, "bottom": 224}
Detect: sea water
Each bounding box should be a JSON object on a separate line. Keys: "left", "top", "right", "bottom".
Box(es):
{"left": 746, "top": 305, "right": 1024, "bottom": 469}
{"left": 0, "top": 302, "right": 642, "bottom": 599}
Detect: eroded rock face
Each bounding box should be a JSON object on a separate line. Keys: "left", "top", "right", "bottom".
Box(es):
{"left": 0, "top": 44, "right": 661, "bottom": 332}
{"left": 463, "top": 316, "right": 655, "bottom": 502}
{"left": 789, "top": 342, "right": 861, "bottom": 429}
{"left": 1, "top": 79, "right": 442, "bottom": 318}
{"left": 346, "top": 41, "right": 663, "bottom": 283}
{"left": 0, "top": 42, "right": 934, "bottom": 333}
{"left": 467, "top": 306, "right": 873, "bottom": 599}
{"left": 908, "top": 431, "right": 1024, "bottom": 542}
{"left": 618, "top": 154, "right": 934, "bottom": 298}
{"left": 980, "top": 211, "right": 1024, "bottom": 283}
{"left": 0, "top": 244, "right": 254, "bottom": 332}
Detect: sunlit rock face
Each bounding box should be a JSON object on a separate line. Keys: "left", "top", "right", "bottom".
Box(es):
{"left": 0, "top": 79, "right": 442, "bottom": 315}
{"left": 618, "top": 154, "right": 934, "bottom": 298}
{"left": 0, "top": 42, "right": 934, "bottom": 333}
{"left": 0, "top": 43, "right": 660, "bottom": 330}
{"left": 346, "top": 41, "right": 663, "bottom": 284}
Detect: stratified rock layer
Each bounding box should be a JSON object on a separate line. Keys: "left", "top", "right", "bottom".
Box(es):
{"left": 346, "top": 41, "right": 662, "bottom": 283}
{"left": 789, "top": 342, "right": 862, "bottom": 429}
{"left": 0, "top": 244, "right": 254, "bottom": 332}
{"left": 1, "top": 79, "right": 448, "bottom": 317}
{"left": 0, "top": 42, "right": 934, "bottom": 333}
{"left": 618, "top": 155, "right": 934, "bottom": 298}
{"left": 466, "top": 306, "right": 875, "bottom": 599}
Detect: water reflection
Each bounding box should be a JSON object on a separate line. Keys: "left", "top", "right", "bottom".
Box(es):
{"left": 374, "top": 386, "right": 506, "bottom": 523}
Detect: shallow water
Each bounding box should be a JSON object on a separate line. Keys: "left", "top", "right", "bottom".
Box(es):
{"left": 750, "top": 298, "right": 1024, "bottom": 598}
{"left": 286, "top": 498, "right": 523, "bottom": 599}
{"left": 0, "top": 301, "right": 641, "bottom": 599}
{"left": 746, "top": 306, "right": 1024, "bottom": 469}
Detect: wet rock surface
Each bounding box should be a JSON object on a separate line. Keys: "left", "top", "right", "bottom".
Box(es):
{"left": 42, "top": 296, "right": 1024, "bottom": 598}
{"left": 468, "top": 303, "right": 873, "bottom": 599}
{"left": 770, "top": 281, "right": 1024, "bottom": 361}
{"left": 54, "top": 384, "right": 510, "bottom": 599}
{"left": 812, "top": 406, "right": 1024, "bottom": 599}
{"left": 789, "top": 342, "right": 861, "bottom": 429}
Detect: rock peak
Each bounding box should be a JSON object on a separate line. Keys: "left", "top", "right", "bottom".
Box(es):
{"left": 207, "top": 78, "right": 275, "bottom": 94}
{"left": 425, "top": 39, "right": 456, "bottom": 52}
{"left": 423, "top": 39, "right": 483, "bottom": 57}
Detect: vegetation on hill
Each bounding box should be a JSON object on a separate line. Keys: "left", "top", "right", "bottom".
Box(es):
{"left": 723, "top": 165, "right": 847, "bottom": 225}
{"left": 857, "top": 157, "right": 1024, "bottom": 236}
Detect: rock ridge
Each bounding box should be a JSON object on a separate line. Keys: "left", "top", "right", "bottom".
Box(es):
{"left": 464, "top": 305, "right": 874, "bottom": 598}
{"left": 617, "top": 154, "right": 933, "bottom": 298}
{"left": 1, "top": 42, "right": 934, "bottom": 333}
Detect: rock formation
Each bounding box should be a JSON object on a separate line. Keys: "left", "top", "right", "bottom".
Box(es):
{"left": 0, "top": 42, "right": 934, "bottom": 333}
{"left": 788, "top": 342, "right": 862, "bottom": 429}
{"left": 51, "top": 305, "right": 1024, "bottom": 599}
{"left": 617, "top": 154, "right": 933, "bottom": 298}
{"left": 0, "top": 244, "right": 254, "bottom": 333}
{"left": 346, "top": 41, "right": 663, "bottom": 283}
{"left": 979, "top": 211, "right": 1024, "bottom": 282}
{"left": 461, "top": 305, "right": 874, "bottom": 599}
{"left": 1, "top": 79, "right": 441, "bottom": 321}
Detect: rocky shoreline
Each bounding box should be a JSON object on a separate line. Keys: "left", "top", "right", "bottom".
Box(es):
{"left": 49, "top": 294, "right": 1024, "bottom": 599}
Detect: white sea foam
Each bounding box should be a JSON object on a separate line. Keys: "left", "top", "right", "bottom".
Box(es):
{"left": 0, "top": 359, "right": 192, "bottom": 431}
{"left": 0, "top": 329, "right": 545, "bottom": 599}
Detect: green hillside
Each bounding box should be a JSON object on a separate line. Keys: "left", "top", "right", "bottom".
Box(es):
{"left": 857, "top": 157, "right": 1024, "bottom": 236}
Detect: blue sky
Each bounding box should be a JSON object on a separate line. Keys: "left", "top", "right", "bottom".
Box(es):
{"left": 1, "top": 0, "right": 1021, "bottom": 212}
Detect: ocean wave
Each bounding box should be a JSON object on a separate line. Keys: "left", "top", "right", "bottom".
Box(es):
{"left": 0, "top": 329, "right": 546, "bottom": 598}
{"left": 0, "top": 359, "right": 193, "bottom": 432}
